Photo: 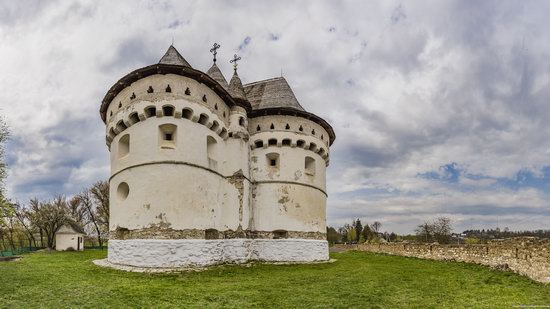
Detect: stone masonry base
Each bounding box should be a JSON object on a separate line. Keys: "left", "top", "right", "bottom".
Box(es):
{"left": 108, "top": 239, "right": 329, "bottom": 268}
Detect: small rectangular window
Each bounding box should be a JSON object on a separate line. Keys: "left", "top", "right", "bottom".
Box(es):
{"left": 159, "top": 124, "right": 177, "bottom": 149}
{"left": 266, "top": 153, "right": 280, "bottom": 169}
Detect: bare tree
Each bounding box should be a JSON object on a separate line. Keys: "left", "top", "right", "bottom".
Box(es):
{"left": 12, "top": 202, "right": 37, "bottom": 247}
{"left": 32, "top": 196, "right": 68, "bottom": 250}
{"left": 67, "top": 195, "right": 88, "bottom": 226}
{"left": 0, "top": 197, "right": 16, "bottom": 250}
{"left": 0, "top": 117, "right": 9, "bottom": 199}
{"left": 371, "top": 221, "right": 382, "bottom": 234}
{"left": 90, "top": 180, "right": 109, "bottom": 236}
{"left": 415, "top": 217, "right": 453, "bottom": 244}
{"left": 78, "top": 189, "right": 103, "bottom": 248}
{"left": 432, "top": 217, "right": 452, "bottom": 244}
{"left": 416, "top": 221, "right": 433, "bottom": 243}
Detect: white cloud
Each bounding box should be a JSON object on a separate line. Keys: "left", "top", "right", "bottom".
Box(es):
{"left": 1, "top": 0, "right": 550, "bottom": 233}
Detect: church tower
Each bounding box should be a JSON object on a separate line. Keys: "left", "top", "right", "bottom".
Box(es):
{"left": 99, "top": 44, "right": 335, "bottom": 268}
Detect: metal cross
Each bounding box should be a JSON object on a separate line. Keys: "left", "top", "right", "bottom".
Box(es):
{"left": 230, "top": 54, "right": 241, "bottom": 71}
{"left": 210, "top": 43, "right": 220, "bottom": 63}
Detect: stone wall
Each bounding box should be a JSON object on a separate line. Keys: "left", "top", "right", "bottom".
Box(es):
{"left": 350, "top": 237, "right": 550, "bottom": 283}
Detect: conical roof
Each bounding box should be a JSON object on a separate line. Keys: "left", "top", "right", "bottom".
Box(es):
{"left": 243, "top": 77, "right": 305, "bottom": 111}
{"left": 159, "top": 45, "right": 192, "bottom": 67}
{"left": 228, "top": 71, "right": 248, "bottom": 102}
{"left": 206, "top": 63, "right": 229, "bottom": 89}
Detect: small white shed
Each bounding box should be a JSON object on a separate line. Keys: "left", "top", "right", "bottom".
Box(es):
{"left": 55, "top": 222, "right": 86, "bottom": 251}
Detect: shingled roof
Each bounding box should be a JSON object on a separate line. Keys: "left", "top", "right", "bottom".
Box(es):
{"left": 206, "top": 63, "right": 229, "bottom": 89}
{"left": 228, "top": 71, "right": 248, "bottom": 103}
{"left": 243, "top": 77, "right": 305, "bottom": 111}
{"left": 159, "top": 45, "right": 192, "bottom": 67}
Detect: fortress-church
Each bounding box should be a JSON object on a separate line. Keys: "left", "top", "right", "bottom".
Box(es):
{"left": 100, "top": 44, "right": 335, "bottom": 267}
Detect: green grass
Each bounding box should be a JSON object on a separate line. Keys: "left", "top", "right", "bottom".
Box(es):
{"left": 0, "top": 250, "right": 548, "bottom": 308}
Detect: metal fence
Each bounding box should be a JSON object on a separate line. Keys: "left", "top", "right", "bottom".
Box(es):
{"left": 0, "top": 246, "right": 45, "bottom": 257}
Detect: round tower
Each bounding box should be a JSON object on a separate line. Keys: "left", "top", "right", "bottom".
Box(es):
{"left": 100, "top": 46, "right": 251, "bottom": 267}
{"left": 245, "top": 77, "right": 335, "bottom": 261}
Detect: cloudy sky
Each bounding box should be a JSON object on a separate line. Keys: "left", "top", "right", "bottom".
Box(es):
{"left": 1, "top": 0, "right": 550, "bottom": 234}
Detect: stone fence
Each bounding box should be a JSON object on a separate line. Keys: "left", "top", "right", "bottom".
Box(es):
{"left": 344, "top": 237, "right": 550, "bottom": 283}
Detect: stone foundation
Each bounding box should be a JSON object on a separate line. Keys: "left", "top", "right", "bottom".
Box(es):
{"left": 347, "top": 237, "right": 550, "bottom": 283}
{"left": 108, "top": 239, "right": 329, "bottom": 268}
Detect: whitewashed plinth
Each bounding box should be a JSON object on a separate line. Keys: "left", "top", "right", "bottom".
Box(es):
{"left": 108, "top": 239, "right": 328, "bottom": 268}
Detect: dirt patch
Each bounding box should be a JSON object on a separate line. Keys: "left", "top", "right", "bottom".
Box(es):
{"left": 0, "top": 256, "right": 22, "bottom": 262}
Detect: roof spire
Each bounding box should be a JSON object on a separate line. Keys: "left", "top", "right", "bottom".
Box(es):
{"left": 159, "top": 45, "right": 192, "bottom": 67}
{"left": 230, "top": 54, "right": 241, "bottom": 72}
{"left": 210, "top": 43, "right": 220, "bottom": 63}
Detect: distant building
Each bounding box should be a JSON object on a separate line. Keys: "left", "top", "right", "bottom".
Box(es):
{"left": 55, "top": 222, "right": 85, "bottom": 251}
{"left": 99, "top": 45, "right": 336, "bottom": 268}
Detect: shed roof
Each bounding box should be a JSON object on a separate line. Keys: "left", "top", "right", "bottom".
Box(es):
{"left": 57, "top": 221, "right": 86, "bottom": 234}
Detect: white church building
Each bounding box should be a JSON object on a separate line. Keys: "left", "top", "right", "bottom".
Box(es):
{"left": 99, "top": 44, "right": 335, "bottom": 268}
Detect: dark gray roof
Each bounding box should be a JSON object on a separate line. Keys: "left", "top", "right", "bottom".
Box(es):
{"left": 243, "top": 77, "right": 305, "bottom": 111}
{"left": 159, "top": 45, "right": 192, "bottom": 67}
{"left": 66, "top": 221, "right": 86, "bottom": 234}
{"left": 206, "top": 63, "right": 229, "bottom": 89}
{"left": 228, "top": 71, "right": 248, "bottom": 102}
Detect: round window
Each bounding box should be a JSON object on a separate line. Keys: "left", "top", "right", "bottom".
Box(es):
{"left": 117, "top": 182, "right": 129, "bottom": 201}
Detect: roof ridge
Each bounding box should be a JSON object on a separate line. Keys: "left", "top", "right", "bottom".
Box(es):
{"left": 243, "top": 76, "right": 285, "bottom": 87}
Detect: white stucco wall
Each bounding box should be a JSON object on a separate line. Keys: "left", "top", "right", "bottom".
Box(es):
{"left": 108, "top": 239, "right": 328, "bottom": 268}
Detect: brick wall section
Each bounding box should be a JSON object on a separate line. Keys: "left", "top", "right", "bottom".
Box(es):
{"left": 343, "top": 237, "right": 550, "bottom": 283}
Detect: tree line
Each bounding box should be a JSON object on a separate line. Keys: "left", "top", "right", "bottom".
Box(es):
{"left": 0, "top": 182, "right": 109, "bottom": 251}
{"left": 0, "top": 117, "right": 109, "bottom": 251}
{"left": 327, "top": 216, "right": 454, "bottom": 244}
{"left": 327, "top": 219, "right": 398, "bottom": 244}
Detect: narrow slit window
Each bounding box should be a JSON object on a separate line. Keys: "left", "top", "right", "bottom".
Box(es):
{"left": 118, "top": 134, "right": 130, "bottom": 158}
{"left": 207, "top": 136, "right": 218, "bottom": 170}
{"left": 256, "top": 125, "right": 261, "bottom": 131}
{"left": 165, "top": 85, "right": 171, "bottom": 92}
{"left": 185, "top": 87, "right": 191, "bottom": 95}
{"left": 147, "top": 86, "right": 154, "bottom": 93}
{"left": 239, "top": 117, "right": 245, "bottom": 126}
{"left": 285, "top": 124, "right": 290, "bottom": 130}
{"left": 305, "top": 156, "right": 315, "bottom": 176}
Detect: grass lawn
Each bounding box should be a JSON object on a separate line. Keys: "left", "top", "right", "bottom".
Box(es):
{"left": 0, "top": 250, "right": 549, "bottom": 308}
